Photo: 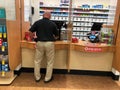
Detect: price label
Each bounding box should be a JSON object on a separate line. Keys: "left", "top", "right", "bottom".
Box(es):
{"left": 0, "top": 33, "right": 2, "bottom": 38}
{"left": 3, "top": 33, "right": 7, "bottom": 38}
{"left": 1, "top": 71, "right": 5, "bottom": 77}
{"left": 2, "top": 46, "right": 5, "bottom": 52}
{"left": 2, "top": 60, "right": 5, "bottom": 65}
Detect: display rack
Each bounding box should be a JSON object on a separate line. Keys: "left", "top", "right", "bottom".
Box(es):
{"left": 0, "top": 8, "right": 10, "bottom": 78}
{"left": 72, "top": 5, "right": 110, "bottom": 40}
{"left": 39, "top": 5, "right": 69, "bottom": 21}
{"left": 0, "top": 8, "right": 17, "bottom": 85}
{"left": 40, "top": 5, "right": 70, "bottom": 40}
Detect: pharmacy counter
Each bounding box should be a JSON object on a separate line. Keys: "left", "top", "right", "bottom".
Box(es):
{"left": 71, "top": 40, "right": 115, "bottom": 53}
{"left": 21, "top": 40, "right": 69, "bottom": 50}
{"left": 20, "top": 40, "right": 115, "bottom": 72}
{"left": 21, "top": 40, "right": 69, "bottom": 69}
{"left": 21, "top": 40, "right": 115, "bottom": 52}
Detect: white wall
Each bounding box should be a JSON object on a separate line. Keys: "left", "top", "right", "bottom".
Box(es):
{"left": 30, "top": 0, "right": 40, "bottom": 24}
{"left": 0, "top": 0, "right": 16, "bottom": 20}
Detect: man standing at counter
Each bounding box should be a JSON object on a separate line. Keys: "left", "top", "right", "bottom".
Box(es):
{"left": 29, "top": 11, "right": 59, "bottom": 83}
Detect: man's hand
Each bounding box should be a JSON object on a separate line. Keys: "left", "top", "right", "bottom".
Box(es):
{"left": 34, "top": 43, "right": 37, "bottom": 48}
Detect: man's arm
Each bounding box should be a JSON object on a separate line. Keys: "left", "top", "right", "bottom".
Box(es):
{"left": 53, "top": 35, "right": 59, "bottom": 40}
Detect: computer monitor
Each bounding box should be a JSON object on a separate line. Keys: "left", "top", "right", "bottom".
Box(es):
{"left": 52, "top": 21, "right": 67, "bottom": 29}
{"left": 91, "top": 22, "right": 103, "bottom": 31}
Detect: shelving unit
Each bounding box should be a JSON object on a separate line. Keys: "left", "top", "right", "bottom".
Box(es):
{"left": 0, "top": 8, "right": 10, "bottom": 77}
{"left": 72, "top": 5, "right": 110, "bottom": 40}
{"left": 0, "top": 0, "right": 21, "bottom": 85}
{"left": 39, "top": 5, "right": 69, "bottom": 21}
{"left": 39, "top": 4, "right": 70, "bottom": 40}
{"left": 0, "top": 8, "right": 17, "bottom": 85}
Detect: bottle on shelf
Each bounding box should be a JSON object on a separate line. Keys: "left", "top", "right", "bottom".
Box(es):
{"left": 0, "top": 55, "right": 9, "bottom": 77}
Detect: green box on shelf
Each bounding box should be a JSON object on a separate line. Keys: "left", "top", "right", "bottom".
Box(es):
{"left": 0, "top": 8, "right": 6, "bottom": 18}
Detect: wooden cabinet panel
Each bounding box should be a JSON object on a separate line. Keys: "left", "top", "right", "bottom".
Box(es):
{"left": 7, "top": 0, "right": 21, "bottom": 70}
{"left": 113, "top": 18, "right": 120, "bottom": 71}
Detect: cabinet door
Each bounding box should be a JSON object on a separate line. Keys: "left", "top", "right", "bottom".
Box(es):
{"left": 113, "top": 14, "right": 120, "bottom": 71}
{"left": 112, "top": 0, "right": 120, "bottom": 72}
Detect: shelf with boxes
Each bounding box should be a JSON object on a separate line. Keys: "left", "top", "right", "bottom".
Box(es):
{"left": 39, "top": 2, "right": 115, "bottom": 42}
{"left": 71, "top": 4, "right": 113, "bottom": 40}
{"left": 72, "top": 6, "right": 109, "bottom": 22}
{"left": 39, "top": 4, "right": 69, "bottom": 40}
{"left": 39, "top": 5, "right": 69, "bottom": 21}
{"left": 100, "top": 28, "right": 114, "bottom": 45}
{"left": 0, "top": 8, "right": 10, "bottom": 77}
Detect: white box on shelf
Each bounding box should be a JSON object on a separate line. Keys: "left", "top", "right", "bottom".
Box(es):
{"left": 74, "top": 17, "right": 77, "bottom": 21}
{"left": 81, "top": 27, "right": 84, "bottom": 31}
{"left": 77, "top": 32, "right": 79, "bottom": 35}
{"left": 76, "top": 22, "right": 80, "bottom": 26}
{"left": 78, "top": 18, "right": 80, "bottom": 21}
{"left": 54, "top": 16, "right": 59, "bottom": 20}
{"left": 81, "top": 32, "right": 83, "bottom": 35}
{"left": 84, "top": 37, "right": 87, "bottom": 40}
{"left": 59, "top": 17, "right": 62, "bottom": 20}
{"left": 77, "top": 27, "right": 80, "bottom": 31}
{"left": 73, "top": 22, "right": 76, "bottom": 26}
{"left": 62, "top": 17, "right": 66, "bottom": 20}
{"left": 81, "top": 18, "right": 84, "bottom": 21}
{"left": 66, "top": 17, "right": 68, "bottom": 20}
{"left": 79, "top": 37, "right": 81, "bottom": 40}
{"left": 81, "top": 22, "right": 84, "bottom": 26}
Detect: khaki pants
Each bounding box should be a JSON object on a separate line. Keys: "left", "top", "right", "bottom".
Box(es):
{"left": 34, "top": 41, "right": 54, "bottom": 81}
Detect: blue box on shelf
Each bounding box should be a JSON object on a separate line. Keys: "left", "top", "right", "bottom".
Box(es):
{"left": 4, "top": 64, "right": 9, "bottom": 72}
{"left": 0, "top": 8, "right": 6, "bottom": 18}
{"left": 3, "top": 25, "right": 6, "bottom": 33}
{"left": 0, "top": 25, "right": 2, "bottom": 33}
{"left": 2, "top": 42, "right": 8, "bottom": 47}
